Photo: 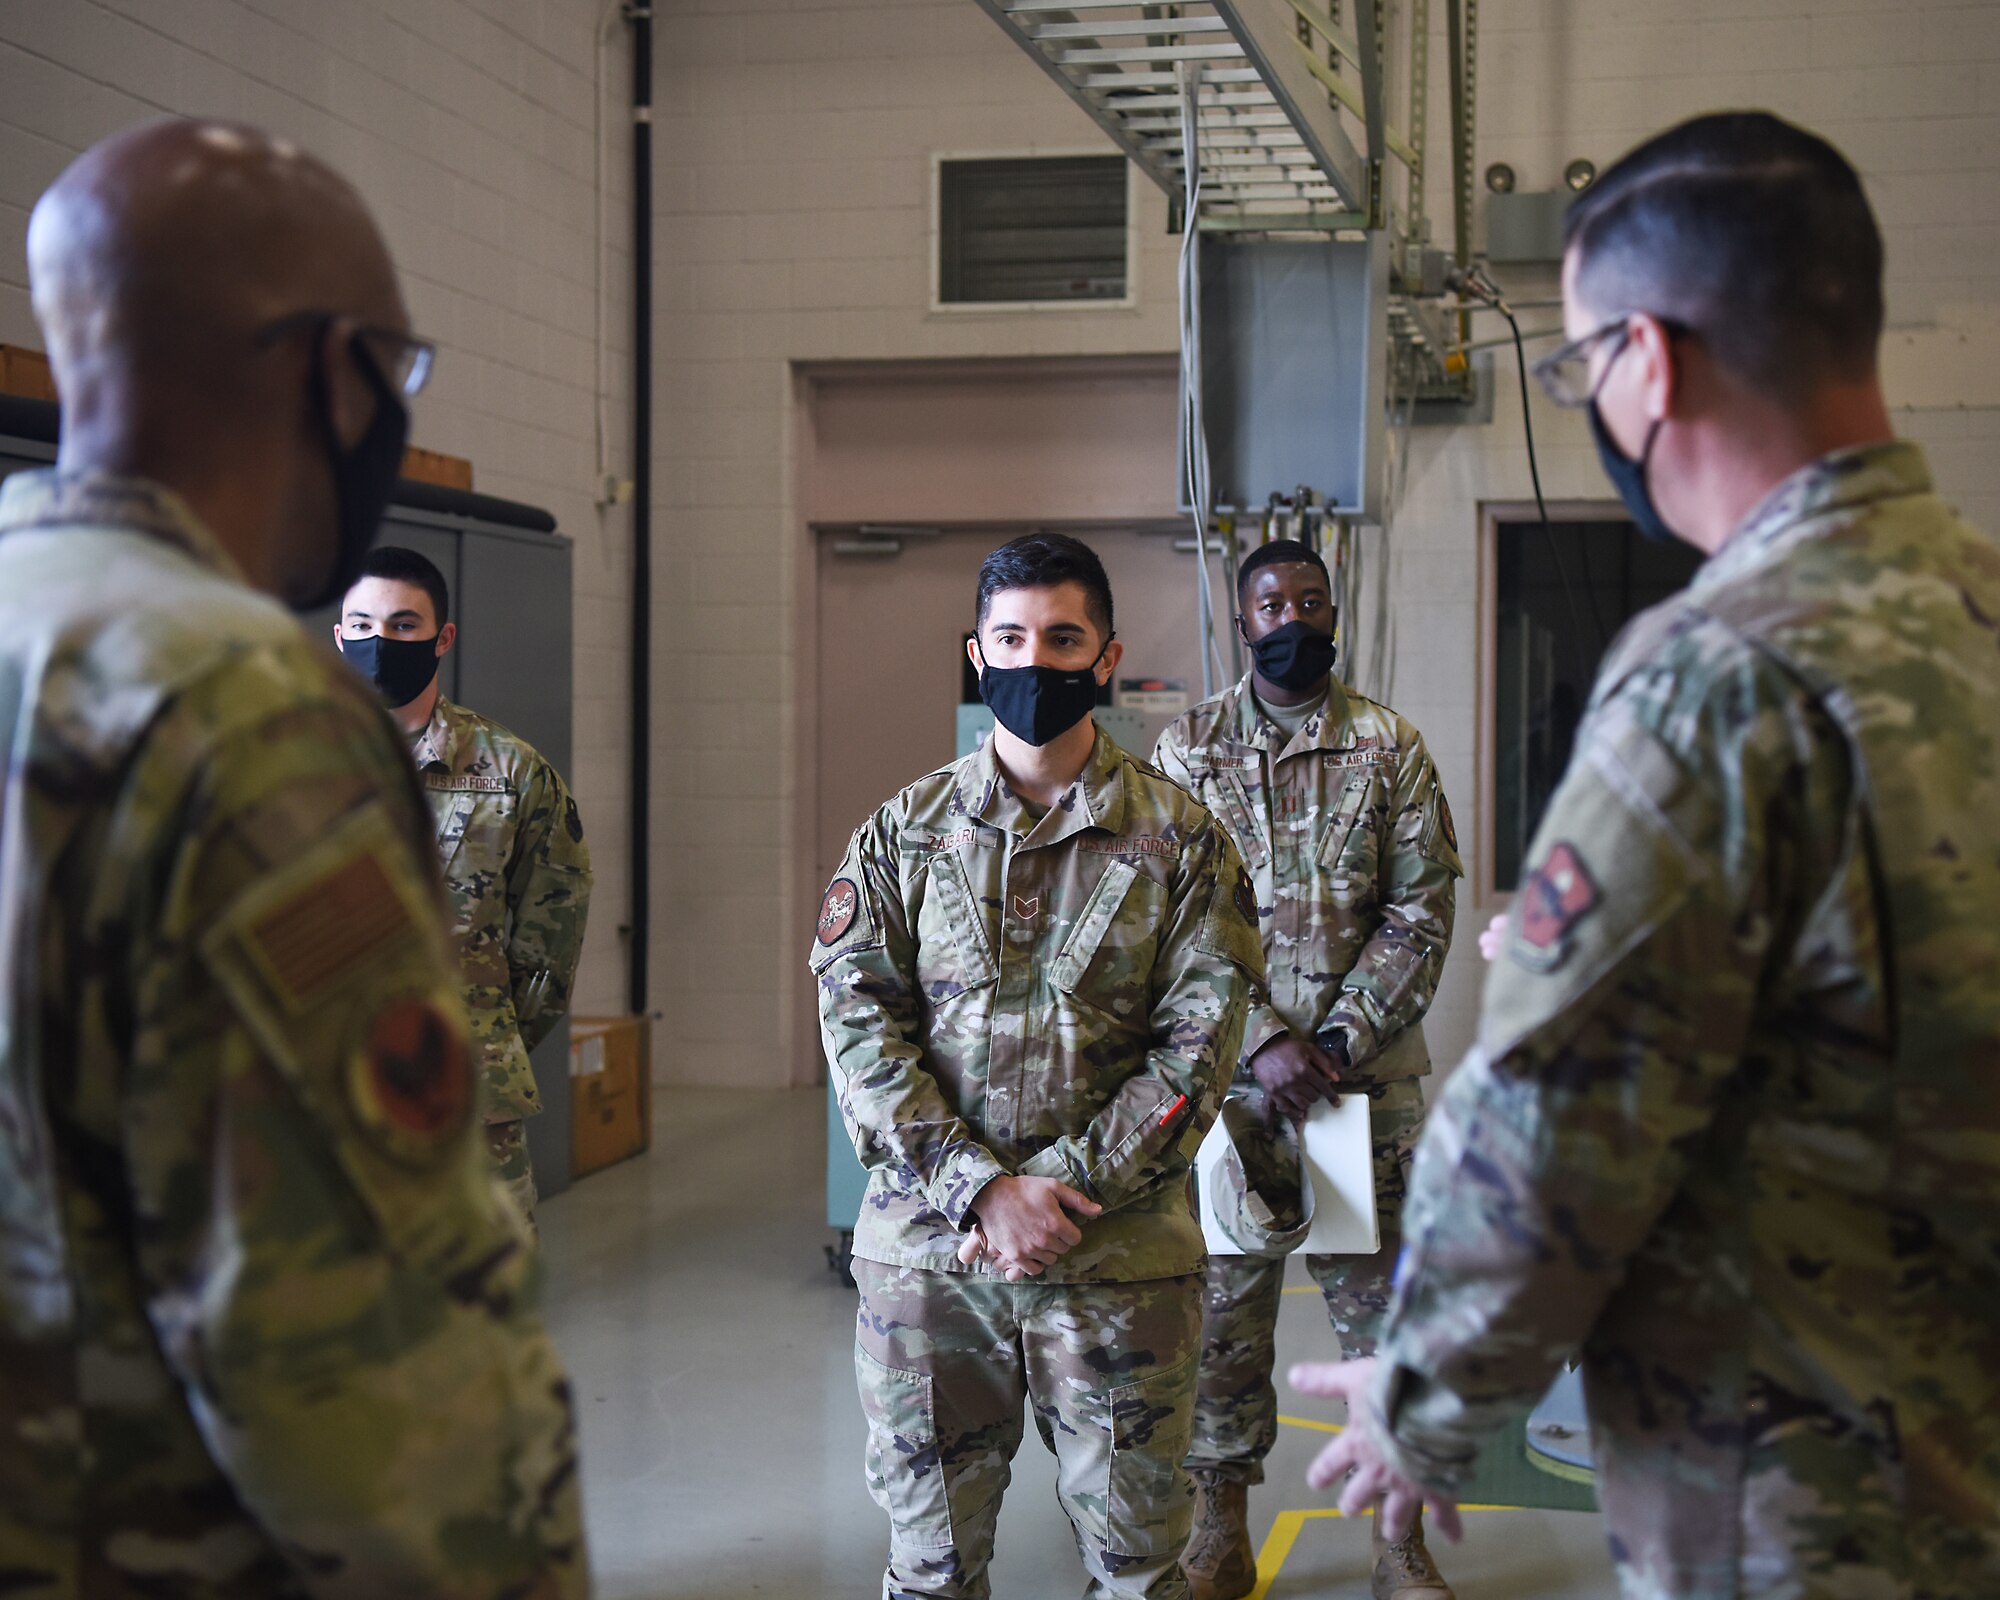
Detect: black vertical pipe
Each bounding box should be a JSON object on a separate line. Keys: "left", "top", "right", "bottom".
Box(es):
{"left": 627, "top": 3, "right": 653, "bottom": 1017}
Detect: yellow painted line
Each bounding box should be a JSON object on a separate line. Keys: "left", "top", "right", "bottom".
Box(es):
{"left": 1275, "top": 1413, "right": 1343, "bottom": 1434}
{"left": 1249, "top": 1503, "right": 1536, "bottom": 1600}
{"left": 1280, "top": 1285, "right": 1318, "bottom": 1294}
{"left": 1525, "top": 1439, "right": 1598, "bottom": 1486}
{"left": 1247, "top": 1507, "right": 1323, "bottom": 1600}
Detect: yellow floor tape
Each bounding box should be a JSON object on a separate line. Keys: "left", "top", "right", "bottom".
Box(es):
{"left": 1247, "top": 1415, "right": 1545, "bottom": 1598}
{"left": 1247, "top": 1504, "right": 1532, "bottom": 1600}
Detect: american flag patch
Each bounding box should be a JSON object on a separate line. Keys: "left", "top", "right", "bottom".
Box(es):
{"left": 248, "top": 853, "right": 413, "bottom": 1010}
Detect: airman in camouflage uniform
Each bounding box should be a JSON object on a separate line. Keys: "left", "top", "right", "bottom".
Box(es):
{"left": 339, "top": 548, "right": 592, "bottom": 1228}
{"left": 1152, "top": 540, "right": 1460, "bottom": 1600}
{"left": 0, "top": 119, "right": 586, "bottom": 1600}
{"left": 814, "top": 535, "right": 1262, "bottom": 1599}
{"left": 411, "top": 697, "right": 590, "bottom": 1221}
{"left": 1299, "top": 114, "right": 2000, "bottom": 1600}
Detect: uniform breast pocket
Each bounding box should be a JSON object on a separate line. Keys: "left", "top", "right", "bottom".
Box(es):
{"left": 1049, "top": 860, "right": 1168, "bottom": 1017}
{"left": 1198, "top": 770, "right": 1266, "bottom": 870}
{"left": 912, "top": 854, "right": 998, "bottom": 1005}
{"left": 1316, "top": 771, "right": 1383, "bottom": 899}
{"left": 433, "top": 793, "right": 476, "bottom": 867}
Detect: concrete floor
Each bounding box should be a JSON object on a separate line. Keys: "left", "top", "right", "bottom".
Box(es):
{"left": 541, "top": 1088, "right": 1618, "bottom": 1600}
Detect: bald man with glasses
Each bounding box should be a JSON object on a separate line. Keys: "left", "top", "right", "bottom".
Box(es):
{"left": 0, "top": 119, "right": 586, "bottom": 1597}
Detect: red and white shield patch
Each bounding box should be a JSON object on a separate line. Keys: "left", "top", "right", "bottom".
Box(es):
{"left": 348, "top": 993, "right": 474, "bottom": 1164}
{"left": 1517, "top": 842, "right": 1599, "bottom": 963}
{"left": 817, "top": 877, "right": 860, "bottom": 946}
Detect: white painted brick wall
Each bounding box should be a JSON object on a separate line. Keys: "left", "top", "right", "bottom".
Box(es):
{"left": 648, "top": 0, "right": 2000, "bottom": 1089}
{"left": 0, "top": 0, "right": 636, "bottom": 1022}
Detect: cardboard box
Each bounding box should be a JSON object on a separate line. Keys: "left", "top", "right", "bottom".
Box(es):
{"left": 569, "top": 1015, "right": 651, "bottom": 1179}
{"left": 0, "top": 344, "right": 58, "bottom": 403}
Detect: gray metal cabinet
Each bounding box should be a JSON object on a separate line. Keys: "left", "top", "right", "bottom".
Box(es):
{"left": 0, "top": 403, "right": 581, "bottom": 1198}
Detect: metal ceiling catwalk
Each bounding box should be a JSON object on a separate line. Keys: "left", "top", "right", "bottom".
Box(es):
{"left": 970, "top": 0, "right": 1420, "bottom": 232}
{"left": 973, "top": 0, "right": 1486, "bottom": 411}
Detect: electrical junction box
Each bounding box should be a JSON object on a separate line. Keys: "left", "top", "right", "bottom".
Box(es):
{"left": 1184, "top": 232, "right": 1388, "bottom": 524}
{"left": 1486, "top": 190, "right": 1571, "bottom": 264}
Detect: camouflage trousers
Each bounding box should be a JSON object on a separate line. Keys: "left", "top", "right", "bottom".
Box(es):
{"left": 853, "top": 1259, "right": 1204, "bottom": 1599}
{"left": 1186, "top": 1078, "right": 1426, "bottom": 1484}
{"left": 485, "top": 1118, "right": 539, "bottom": 1234}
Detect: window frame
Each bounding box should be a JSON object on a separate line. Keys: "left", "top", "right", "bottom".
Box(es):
{"left": 929, "top": 149, "right": 1141, "bottom": 316}
{"left": 1475, "top": 496, "right": 1650, "bottom": 907}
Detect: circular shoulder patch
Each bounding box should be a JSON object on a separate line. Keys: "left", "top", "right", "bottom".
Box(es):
{"left": 817, "top": 877, "right": 860, "bottom": 947}
{"left": 348, "top": 994, "right": 475, "bottom": 1164}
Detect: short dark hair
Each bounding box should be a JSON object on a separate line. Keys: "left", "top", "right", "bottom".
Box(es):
{"left": 975, "top": 532, "right": 1114, "bottom": 641}
{"left": 357, "top": 545, "right": 449, "bottom": 628}
{"left": 1564, "top": 112, "right": 1883, "bottom": 402}
{"left": 1236, "top": 537, "right": 1330, "bottom": 602}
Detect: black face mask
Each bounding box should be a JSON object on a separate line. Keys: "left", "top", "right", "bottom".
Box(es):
{"left": 1246, "top": 618, "right": 1338, "bottom": 692}
{"left": 1589, "top": 403, "right": 1676, "bottom": 543}
{"left": 977, "top": 639, "right": 1110, "bottom": 747}
{"left": 297, "top": 332, "right": 410, "bottom": 612}
{"left": 340, "top": 633, "right": 441, "bottom": 708}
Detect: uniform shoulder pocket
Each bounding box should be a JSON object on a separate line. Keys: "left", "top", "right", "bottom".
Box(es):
{"left": 1194, "top": 847, "right": 1265, "bottom": 976}
{"left": 811, "top": 830, "right": 886, "bottom": 974}
{"left": 197, "top": 806, "right": 496, "bottom": 1261}
{"left": 1483, "top": 703, "right": 1711, "bottom": 1061}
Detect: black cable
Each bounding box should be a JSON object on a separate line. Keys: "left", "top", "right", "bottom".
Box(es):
{"left": 1501, "top": 303, "right": 1607, "bottom": 682}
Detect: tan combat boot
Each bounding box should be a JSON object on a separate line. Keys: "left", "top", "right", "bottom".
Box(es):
{"left": 1182, "top": 1473, "right": 1257, "bottom": 1600}
{"left": 1371, "top": 1505, "right": 1457, "bottom": 1600}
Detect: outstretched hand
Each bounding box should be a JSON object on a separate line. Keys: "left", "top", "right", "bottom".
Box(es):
{"left": 1478, "top": 911, "right": 1509, "bottom": 962}
{"left": 1288, "top": 1357, "right": 1463, "bottom": 1544}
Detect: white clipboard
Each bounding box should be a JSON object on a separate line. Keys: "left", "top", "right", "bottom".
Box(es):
{"left": 1197, "top": 1091, "right": 1380, "bottom": 1256}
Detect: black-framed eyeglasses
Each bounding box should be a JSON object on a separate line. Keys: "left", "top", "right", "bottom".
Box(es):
{"left": 1532, "top": 313, "right": 1691, "bottom": 409}
{"left": 252, "top": 310, "right": 436, "bottom": 398}
{"left": 1530, "top": 316, "right": 1631, "bottom": 408}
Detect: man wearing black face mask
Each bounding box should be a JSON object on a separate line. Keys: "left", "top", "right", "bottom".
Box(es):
{"left": 1150, "top": 539, "right": 1462, "bottom": 1600}
{"left": 1292, "top": 113, "right": 2000, "bottom": 1600}
{"left": 338, "top": 546, "right": 593, "bottom": 1231}
{"left": 813, "top": 533, "right": 1263, "bottom": 1600}
{"left": 0, "top": 119, "right": 587, "bottom": 1591}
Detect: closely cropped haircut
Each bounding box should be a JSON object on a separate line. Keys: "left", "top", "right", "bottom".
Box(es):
{"left": 1564, "top": 112, "right": 1884, "bottom": 403}
{"left": 358, "top": 545, "right": 450, "bottom": 628}
{"left": 1236, "top": 537, "right": 1330, "bottom": 602}
{"left": 975, "top": 532, "right": 1115, "bottom": 642}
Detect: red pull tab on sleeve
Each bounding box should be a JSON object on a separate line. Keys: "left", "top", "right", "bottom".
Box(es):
{"left": 1160, "top": 1094, "right": 1189, "bottom": 1123}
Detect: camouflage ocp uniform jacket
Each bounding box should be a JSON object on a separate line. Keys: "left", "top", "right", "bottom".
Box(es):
{"left": 0, "top": 472, "right": 586, "bottom": 1598}
{"left": 1369, "top": 442, "right": 2000, "bottom": 1596}
{"left": 812, "top": 728, "right": 1264, "bottom": 1283}
{"left": 1153, "top": 675, "right": 1461, "bottom": 1084}
{"left": 411, "top": 698, "right": 592, "bottom": 1126}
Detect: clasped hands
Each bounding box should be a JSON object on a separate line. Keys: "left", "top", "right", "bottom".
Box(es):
{"left": 1250, "top": 1030, "right": 1345, "bottom": 1125}
{"left": 957, "top": 1175, "right": 1102, "bottom": 1281}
